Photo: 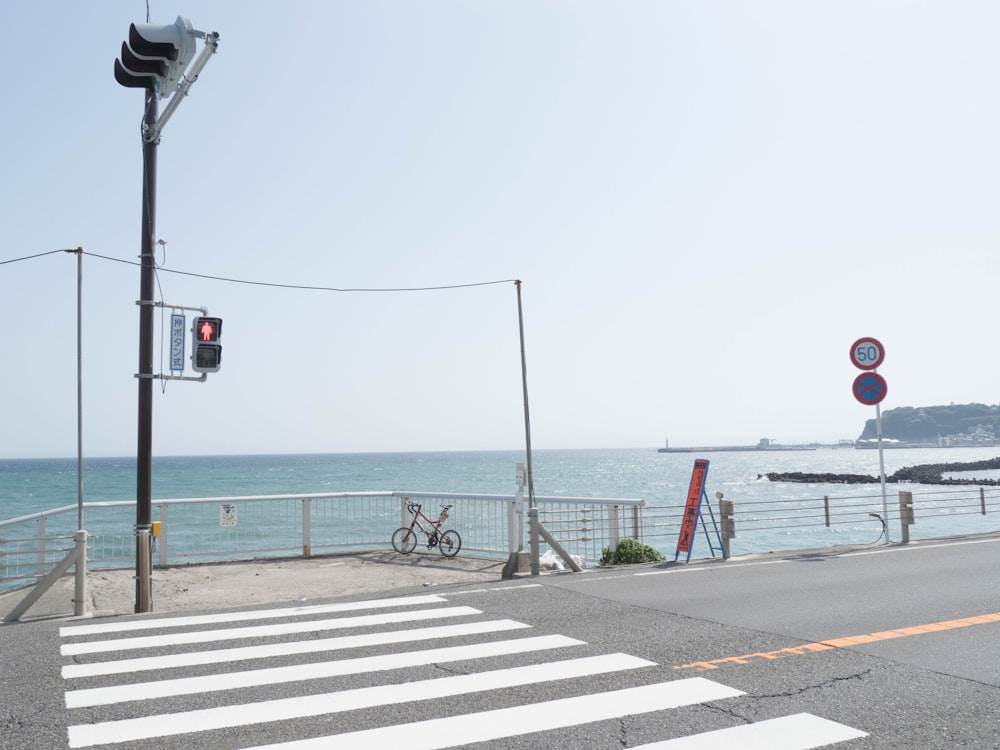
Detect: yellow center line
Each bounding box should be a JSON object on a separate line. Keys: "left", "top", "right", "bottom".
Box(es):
{"left": 673, "top": 611, "right": 1000, "bottom": 671}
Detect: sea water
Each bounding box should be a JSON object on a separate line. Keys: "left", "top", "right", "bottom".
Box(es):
{"left": 2, "top": 447, "right": 999, "bottom": 556}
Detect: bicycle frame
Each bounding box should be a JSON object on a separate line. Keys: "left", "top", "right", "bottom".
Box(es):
{"left": 391, "top": 502, "right": 461, "bottom": 557}
{"left": 404, "top": 504, "right": 445, "bottom": 544}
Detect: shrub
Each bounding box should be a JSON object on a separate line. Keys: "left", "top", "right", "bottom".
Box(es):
{"left": 600, "top": 538, "right": 665, "bottom": 565}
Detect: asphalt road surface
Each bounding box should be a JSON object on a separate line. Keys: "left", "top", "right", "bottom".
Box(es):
{"left": 2, "top": 536, "right": 998, "bottom": 749}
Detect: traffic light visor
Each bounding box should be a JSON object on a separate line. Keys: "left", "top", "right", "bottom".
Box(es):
{"left": 128, "top": 18, "right": 192, "bottom": 61}
{"left": 115, "top": 17, "right": 195, "bottom": 97}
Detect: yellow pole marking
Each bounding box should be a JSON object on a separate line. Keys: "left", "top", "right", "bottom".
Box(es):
{"left": 673, "top": 611, "right": 1000, "bottom": 671}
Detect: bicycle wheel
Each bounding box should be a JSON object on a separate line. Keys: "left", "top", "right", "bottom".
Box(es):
{"left": 392, "top": 527, "right": 417, "bottom": 554}
{"left": 438, "top": 529, "right": 462, "bottom": 557}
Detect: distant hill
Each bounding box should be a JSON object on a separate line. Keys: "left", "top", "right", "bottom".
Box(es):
{"left": 858, "top": 403, "right": 1000, "bottom": 445}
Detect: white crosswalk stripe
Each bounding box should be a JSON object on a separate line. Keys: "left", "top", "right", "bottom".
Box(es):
{"left": 66, "top": 634, "right": 588, "bottom": 707}
{"left": 60, "top": 594, "right": 867, "bottom": 749}
{"left": 62, "top": 618, "right": 531, "bottom": 678}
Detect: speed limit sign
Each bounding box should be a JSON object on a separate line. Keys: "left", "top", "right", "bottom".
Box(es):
{"left": 849, "top": 337, "right": 884, "bottom": 371}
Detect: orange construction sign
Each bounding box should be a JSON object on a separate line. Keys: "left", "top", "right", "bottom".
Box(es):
{"left": 676, "top": 459, "right": 709, "bottom": 557}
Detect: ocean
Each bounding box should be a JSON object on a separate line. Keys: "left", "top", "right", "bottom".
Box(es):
{"left": 2, "top": 446, "right": 999, "bottom": 557}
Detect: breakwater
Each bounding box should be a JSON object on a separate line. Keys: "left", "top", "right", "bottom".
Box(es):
{"left": 765, "top": 457, "right": 1000, "bottom": 485}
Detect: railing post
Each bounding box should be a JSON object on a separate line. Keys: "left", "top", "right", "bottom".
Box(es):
{"left": 302, "top": 497, "right": 312, "bottom": 557}
{"left": 824, "top": 496, "right": 830, "bottom": 527}
{"left": 158, "top": 505, "right": 169, "bottom": 566}
{"left": 73, "top": 530, "right": 88, "bottom": 617}
{"left": 631, "top": 505, "right": 640, "bottom": 540}
{"left": 898, "top": 490, "right": 913, "bottom": 544}
{"left": 609, "top": 505, "right": 620, "bottom": 553}
{"left": 981, "top": 487, "right": 987, "bottom": 516}
{"left": 507, "top": 501, "right": 518, "bottom": 554}
{"left": 35, "top": 516, "right": 46, "bottom": 579}
{"left": 719, "top": 498, "right": 735, "bottom": 559}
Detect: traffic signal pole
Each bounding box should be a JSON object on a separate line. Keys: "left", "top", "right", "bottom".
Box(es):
{"left": 114, "top": 16, "right": 219, "bottom": 613}
{"left": 135, "top": 89, "right": 158, "bottom": 613}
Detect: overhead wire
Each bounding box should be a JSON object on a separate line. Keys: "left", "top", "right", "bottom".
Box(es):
{"left": 0, "top": 249, "right": 70, "bottom": 265}
{"left": 1, "top": 246, "right": 515, "bottom": 392}
{"left": 77, "top": 250, "right": 516, "bottom": 292}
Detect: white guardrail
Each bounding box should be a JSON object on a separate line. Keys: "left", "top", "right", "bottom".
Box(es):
{"left": 0, "top": 491, "right": 645, "bottom": 593}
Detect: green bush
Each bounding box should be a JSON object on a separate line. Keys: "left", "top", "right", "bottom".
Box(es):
{"left": 600, "top": 538, "right": 665, "bottom": 565}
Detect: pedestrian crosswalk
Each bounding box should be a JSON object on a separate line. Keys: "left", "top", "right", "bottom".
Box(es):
{"left": 59, "top": 592, "right": 867, "bottom": 749}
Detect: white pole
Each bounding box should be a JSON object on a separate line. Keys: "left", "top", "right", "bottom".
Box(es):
{"left": 876, "top": 401, "right": 890, "bottom": 542}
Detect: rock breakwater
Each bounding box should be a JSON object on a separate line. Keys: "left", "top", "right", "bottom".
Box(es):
{"left": 765, "top": 457, "right": 1000, "bottom": 485}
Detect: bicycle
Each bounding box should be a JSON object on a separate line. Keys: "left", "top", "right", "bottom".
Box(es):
{"left": 391, "top": 502, "right": 462, "bottom": 557}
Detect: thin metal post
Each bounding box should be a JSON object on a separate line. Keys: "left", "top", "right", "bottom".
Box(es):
{"left": 898, "top": 490, "right": 913, "bottom": 544}
{"left": 73, "top": 530, "right": 88, "bottom": 617}
{"left": 515, "top": 281, "right": 534, "bottom": 509}
{"left": 875, "top": 401, "right": 890, "bottom": 542}
{"left": 302, "top": 498, "right": 312, "bottom": 556}
{"left": 35, "top": 517, "right": 46, "bottom": 579}
{"left": 515, "top": 281, "right": 540, "bottom": 575}
{"left": 74, "top": 247, "right": 84, "bottom": 531}
{"left": 158, "top": 505, "right": 169, "bottom": 565}
{"left": 135, "top": 89, "right": 158, "bottom": 613}
{"left": 609, "top": 505, "right": 620, "bottom": 553}
{"left": 528, "top": 507, "right": 540, "bottom": 576}
{"left": 981, "top": 487, "right": 987, "bottom": 515}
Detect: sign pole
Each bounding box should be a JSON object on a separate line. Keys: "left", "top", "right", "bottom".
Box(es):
{"left": 134, "top": 89, "right": 157, "bottom": 613}
{"left": 849, "top": 337, "right": 890, "bottom": 543}
{"left": 875, "top": 401, "right": 889, "bottom": 540}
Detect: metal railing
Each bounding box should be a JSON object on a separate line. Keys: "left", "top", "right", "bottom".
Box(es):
{"left": 641, "top": 485, "right": 1000, "bottom": 556}
{"left": 0, "top": 491, "right": 645, "bottom": 593}
{"left": 5, "top": 484, "right": 998, "bottom": 594}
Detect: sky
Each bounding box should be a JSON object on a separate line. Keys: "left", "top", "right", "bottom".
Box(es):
{"left": 2, "top": 0, "right": 999, "bottom": 458}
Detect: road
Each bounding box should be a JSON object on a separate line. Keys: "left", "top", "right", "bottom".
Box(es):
{"left": 1, "top": 535, "right": 998, "bottom": 749}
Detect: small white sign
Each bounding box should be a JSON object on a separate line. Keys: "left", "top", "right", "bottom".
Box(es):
{"left": 170, "top": 314, "right": 186, "bottom": 371}
{"left": 220, "top": 503, "right": 237, "bottom": 527}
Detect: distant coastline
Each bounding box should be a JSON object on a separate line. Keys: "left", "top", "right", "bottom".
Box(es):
{"left": 658, "top": 439, "right": 1000, "bottom": 453}
{"left": 657, "top": 444, "right": 818, "bottom": 453}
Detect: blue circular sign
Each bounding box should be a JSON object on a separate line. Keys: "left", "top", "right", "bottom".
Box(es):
{"left": 852, "top": 372, "right": 888, "bottom": 405}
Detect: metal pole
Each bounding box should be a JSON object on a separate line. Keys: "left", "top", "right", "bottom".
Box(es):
{"left": 73, "top": 530, "right": 88, "bottom": 617}
{"left": 515, "top": 280, "right": 535, "bottom": 510}
{"left": 875, "top": 401, "right": 890, "bottom": 542}
{"left": 135, "top": 90, "right": 158, "bottom": 613}
{"left": 75, "top": 248, "right": 86, "bottom": 614}
{"left": 74, "top": 247, "right": 84, "bottom": 531}
{"left": 515, "top": 281, "right": 539, "bottom": 577}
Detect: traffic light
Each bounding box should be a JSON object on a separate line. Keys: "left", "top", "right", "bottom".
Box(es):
{"left": 191, "top": 317, "right": 222, "bottom": 373}
{"left": 114, "top": 17, "right": 196, "bottom": 98}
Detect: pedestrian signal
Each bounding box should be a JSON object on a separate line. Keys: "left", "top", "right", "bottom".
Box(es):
{"left": 191, "top": 316, "right": 222, "bottom": 373}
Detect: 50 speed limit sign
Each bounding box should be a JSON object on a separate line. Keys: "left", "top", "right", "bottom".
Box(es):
{"left": 849, "top": 337, "right": 884, "bottom": 371}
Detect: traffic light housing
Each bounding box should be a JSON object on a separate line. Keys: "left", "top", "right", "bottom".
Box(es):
{"left": 114, "top": 17, "right": 196, "bottom": 98}
{"left": 191, "top": 317, "right": 222, "bottom": 373}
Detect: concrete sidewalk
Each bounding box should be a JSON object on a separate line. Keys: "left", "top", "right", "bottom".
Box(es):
{"left": 0, "top": 551, "right": 508, "bottom": 622}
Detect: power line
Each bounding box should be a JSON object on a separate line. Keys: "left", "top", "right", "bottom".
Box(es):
{"left": 0, "top": 249, "right": 71, "bottom": 265}
{"left": 0, "top": 248, "right": 517, "bottom": 293}
{"left": 79, "top": 251, "right": 516, "bottom": 292}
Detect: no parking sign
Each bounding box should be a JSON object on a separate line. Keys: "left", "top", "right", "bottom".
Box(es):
{"left": 852, "top": 371, "right": 887, "bottom": 405}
